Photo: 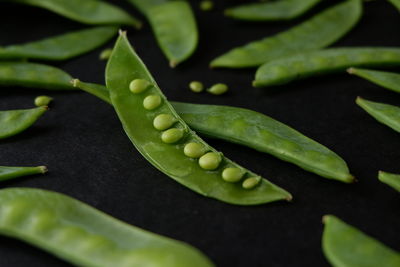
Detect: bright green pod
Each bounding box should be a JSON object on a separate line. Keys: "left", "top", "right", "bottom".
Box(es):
{"left": 322, "top": 215, "right": 400, "bottom": 267}
{"left": 71, "top": 79, "right": 110, "bottom": 103}
{"left": 0, "top": 62, "right": 75, "bottom": 90}
{"left": 0, "top": 27, "right": 118, "bottom": 61}
{"left": 0, "top": 188, "right": 214, "bottom": 267}
{"left": 388, "top": 0, "right": 400, "bottom": 11}
{"left": 348, "top": 68, "right": 400, "bottom": 93}
{"left": 106, "top": 32, "right": 292, "bottom": 205}
{"left": 0, "top": 166, "right": 47, "bottom": 182}
{"left": 356, "top": 97, "right": 400, "bottom": 133}
{"left": 8, "top": 0, "right": 141, "bottom": 28}
{"left": 211, "top": 0, "right": 362, "bottom": 68}
{"left": 0, "top": 106, "right": 47, "bottom": 139}
{"left": 378, "top": 171, "right": 400, "bottom": 192}
{"left": 225, "top": 0, "right": 321, "bottom": 21}
{"left": 127, "top": 0, "right": 198, "bottom": 66}
{"left": 34, "top": 95, "right": 53, "bottom": 107}
{"left": 254, "top": 48, "right": 400, "bottom": 88}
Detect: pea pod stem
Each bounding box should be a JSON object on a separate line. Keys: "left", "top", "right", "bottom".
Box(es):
{"left": 0, "top": 166, "right": 47, "bottom": 182}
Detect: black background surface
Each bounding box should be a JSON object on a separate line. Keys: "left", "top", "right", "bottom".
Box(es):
{"left": 0, "top": 0, "right": 399, "bottom": 266}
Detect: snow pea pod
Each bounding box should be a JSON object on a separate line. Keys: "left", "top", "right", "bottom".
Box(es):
{"left": 254, "top": 48, "right": 400, "bottom": 88}
{"left": 0, "top": 62, "right": 74, "bottom": 90}
{"left": 356, "top": 97, "right": 400, "bottom": 133}
{"left": 378, "top": 171, "right": 400, "bottom": 192}
{"left": 127, "top": 0, "right": 198, "bottom": 67}
{"left": 388, "top": 0, "right": 400, "bottom": 11}
{"left": 0, "top": 26, "right": 118, "bottom": 61}
{"left": 211, "top": 0, "right": 362, "bottom": 68}
{"left": 225, "top": 0, "right": 322, "bottom": 21}
{"left": 0, "top": 188, "right": 215, "bottom": 267}
{"left": 0, "top": 166, "right": 47, "bottom": 182}
{"left": 5, "top": 0, "right": 141, "bottom": 28}
{"left": 348, "top": 68, "right": 400, "bottom": 93}
{"left": 322, "top": 215, "right": 400, "bottom": 267}
{"left": 106, "top": 32, "right": 292, "bottom": 205}
{"left": 0, "top": 106, "right": 47, "bottom": 139}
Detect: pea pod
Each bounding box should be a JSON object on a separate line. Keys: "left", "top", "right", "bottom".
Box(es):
{"left": 388, "top": 0, "right": 400, "bottom": 11}
{"left": 127, "top": 0, "right": 198, "bottom": 66}
{"left": 0, "top": 26, "right": 118, "bottom": 61}
{"left": 356, "top": 97, "right": 400, "bottom": 133}
{"left": 5, "top": 0, "right": 141, "bottom": 28}
{"left": 0, "top": 188, "right": 214, "bottom": 267}
{"left": 378, "top": 171, "right": 400, "bottom": 192}
{"left": 106, "top": 32, "right": 292, "bottom": 205}
{"left": 0, "top": 62, "right": 74, "bottom": 90}
{"left": 254, "top": 48, "right": 400, "bottom": 88}
{"left": 0, "top": 166, "right": 47, "bottom": 182}
{"left": 225, "top": 0, "right": 322, "bottom": 21}
{"left": 211, "top": 0, "right": 362, "bottom": 68}
{"left": 0, "top": 106, "right": 47, "bottom": 139}
{"left": 348, "top": 68, "right": 400, "bottom": 93}
{"left": 322, "top": 215, "right": 400, "bottom": 267}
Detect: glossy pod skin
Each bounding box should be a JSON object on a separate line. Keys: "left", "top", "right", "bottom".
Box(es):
{"left": 378, "top": 171, "right": 400, "bottom": 192}
{"left": 127, "top": 0, "right": 198, "bottom": 67}
{"left": 0, "top": 188, "right": 215, "bottom": 267}
{"left": 0, "top": 106, "right": 47, "bottom": 139}
{"left": 322, "top": 215, "right": 400, "bottom": 267}
{"left": 0, "top": 27, "right": 118, "bottom": 61}
{"left": 356, "top": 97, "right": 400, "bottom": 133}
{"left": 254, "top": 48, "right": 400, "bottom": 88}
{"left": 0, "top": 166, "right": 47, "bottom": 182}
{"left": 0, "top": 62, "right": 75, "bottom": 90}
{"left": 348, "top": 68, "right": 400, "bottom": 93}
{"left": 106, "top": 32, "right": 292, "bottom": 205}
{"left": 225, "top": 0, "right": 322, "bottom": 21}
{"left": 5, "top": 0, "right": 141, "bottom": 28}
{"left": 211, "top": 0, "right": 362, "bottom": 68}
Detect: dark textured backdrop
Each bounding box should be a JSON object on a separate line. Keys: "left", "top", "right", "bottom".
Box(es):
{"left": 0, "top": 1, "right": 399, "bottom": 266}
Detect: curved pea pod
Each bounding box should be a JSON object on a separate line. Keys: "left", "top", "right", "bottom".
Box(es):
{"left": 0, "top": 27, "right": 118, "bottom": 61}
{"left": 211, "top": 0, "right": 362, "bottom": 68}
{"left": 0, "top": 166, "right": 47, "bottom": 182}
{"left": 7, "top": 0, "right": 141, "bottom": 28}
{"left": 0, "top": 62, "right": 74, "bottom": 90}
{"left": 388, "top": 0, "right": 400, "bottom": 11}
{"left": 322, "top": 215, "right": 400, "bottom": 267}
{"left": 71, "top": 79, "right": 111, "bottom": 104}
{"left": 378, "top": 171, "right": 400, "bottom": 192}
{"left": 254, "top": 48, "right": 400, "bottom": 88}
{"left": 348, "top": 68, "right": 400, "bottom": 93}
{"left": 0, "top": 188, "right": 215, "bottom": 267}
{"left": 173, "top": 103, "right": 354, "bottom": 183}
{"left": 356, "top": 97, "right": 400, "bottom": 133}
{"left": 127, "top": 0, "right": 198, "bottom": 67}
{"left": 0, "top": 106, "right": 47, "bottom": 139}
{"left": 225, "top": 0, "right": 322, "bottom": 21}
{"left": 106, "top": 32, "right": 292, "bottom": 205}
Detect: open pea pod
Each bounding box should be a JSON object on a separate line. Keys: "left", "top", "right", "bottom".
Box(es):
{"left": 3, "top": 0, "right": 141, "bottom": 28}
{"left": 126, "top": 0, "right": 198, "bottom": 67}
{"left": 106, "top": 32, "right": 292, "bottom": 205}
{"left": 225, "top": 0, "right": 322, "bottom": 21}
{"left": 378, "top": 171, "right": 400, "bottom": 192}
{"left": 348, "top": 68, "right": 400, "bottom": 93}
{"left": 0, "top": 188, "right": 215, "bottom": 267}
{"left": 322, "top": 215, "right": 400, "bottom": 267}
{"left": 0, "top": 166, "right": 47, "bottom": 182}
{"left": 0, "top": 26, "right": 118, "bottom": 61}
{"left": 0, "top": 62, "right": 74, "bottom": 90}
{"left": 0, "top": 106, "right": 47, "bottom": 139}
{"left": 356, "top": 97, "right": 400, "bottom": 133}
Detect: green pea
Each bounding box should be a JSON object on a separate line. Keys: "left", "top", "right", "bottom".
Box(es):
{"left": 34, "top": 96, "right": 53, "bottom": 107}
{"left": 143, "top": 94, "right": 162, "bottom": 110}
{"left": 207, "top": 83, "right": 228, "bottom": 95}
{"left": 200, "top": 0, "right": 214, "bottom": 11}
{"left": 153, "top": 114, "right": 176, "bottom": 131}
{"left": 189, "top": 81, "right": 204, "bottom": 93}
{"left": 161, "top": 128, "right": 184, "bottom": 144}
{"left": 199, "top": 152, "right": 221, "bottom": 170}
{"left": 242, "top": 177, "right": 261, "bottom": 189}
{"left": 184, "top": 142, "right": 206, "bottom": 158}
{"left": 130, "top": 79, "right": 151, "bottom": 94}
{"left": 99, "top": 48, "right": 113, "bottom": 61}
{"left": 222, "top": 168, "right": 244, "bottom": 183}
